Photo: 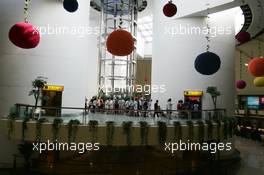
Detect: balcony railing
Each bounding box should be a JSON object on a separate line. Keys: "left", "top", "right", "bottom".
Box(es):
{"left": 9, "top": 103, "right": 227, "bottom": 125}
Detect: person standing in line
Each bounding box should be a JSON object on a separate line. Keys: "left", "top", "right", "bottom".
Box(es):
{"left": 84, "top": 97, "right": 88, "bottom": 115}
{"left": 109, "top": 98, "right": 114, "bottom": 114}
{"left": 129, "top": 98, "right": 134, "bottom": 116}
{"left": 148, "top": 99, "right": 152, "bottom": 117}
{"left": 114, "top": 98, "right": 119, "bottom": 114}
{"left": 92, "top": 97, "right": 97, "bottom": 112}
{"left": 105, "top": 98, "right": 109, "bottom": 113}
{"left": 83, "top": 97, "right": 88, "bottom": 124}
{"left": 154, "top": 100, "right": 159, "bottom": 118}
{"left": 125, "top": 99, "right": 130, "bottom": 113}
{"left": 133, "top": 99, "right": 139, "bottom": 117}
{"left": 119, "top": 98, "right": 125, "bottom": 114}
{"left": 143, "top": 99, "right": 148, "bottom": 117}
{"left": 166, "top": 98, "right": 173, "bottom": 118}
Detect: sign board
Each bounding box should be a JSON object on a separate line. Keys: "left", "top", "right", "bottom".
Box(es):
{"left": 43, "top": 85, "right": 64, "bottom": 92}
{"left": 184, "top": 91, "right": 203, "bottom": 97}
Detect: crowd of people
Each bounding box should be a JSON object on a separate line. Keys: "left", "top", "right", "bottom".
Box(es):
{"left": 84, "top": 96, "right": 201, "bottom": 118}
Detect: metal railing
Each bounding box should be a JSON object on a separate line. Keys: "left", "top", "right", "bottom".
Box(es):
{"left": 11, "top": 103, "right": 227, "bottom": 123}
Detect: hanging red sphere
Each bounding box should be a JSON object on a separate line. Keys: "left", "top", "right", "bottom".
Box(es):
{"left": 106, "top": 29, "right": 134, "bottom": 56}
{"left": 236, "top": 80, "right": 247, "bottom": 89}
{"left": 9, "top": 22, "right": 40, "bottom": 49}
{"left": 248, "top": 58, "right": 264, "bottom": 77}
{"left": 163, "top": 1, "right": 177, "bottom": 17}
{"left": 235, "top": 31, "right": 251, "bottom": 44}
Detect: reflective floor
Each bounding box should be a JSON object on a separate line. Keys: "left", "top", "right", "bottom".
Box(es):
{"left": 235, "top": 137, "right": 264, "bottom": 175}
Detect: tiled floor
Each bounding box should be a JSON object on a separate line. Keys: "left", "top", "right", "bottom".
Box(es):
{"left": 235, "top": 137, "right": 264, "bottom": 175}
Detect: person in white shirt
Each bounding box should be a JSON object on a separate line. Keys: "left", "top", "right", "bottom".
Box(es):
{"left": 125, "top": 100, "right": 130, "bottom": 110}
{"left": 118, "top": 98, "right": 125, "bottom": 113}
{"left": 109, "top": 99, "right": 114, "bottom": 113}
{"left": 133, "top": 100, "right": 139, "bottom": 117}
{"left": 166, "top": 98, "right": 173, "bottom": 118}
{"left": 148, "top": 99, "right": 152, "bottom": 117}
{"left": 105, "top": 99, "right": 109, "bottom": 112}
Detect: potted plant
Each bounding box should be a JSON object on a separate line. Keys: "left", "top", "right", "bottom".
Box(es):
{"left": 157, "top": 121, "right": 167, "bottom": 145}
{"left": 106, "top": 121, "right": 115, "bottom": 146}
{"left": 206, "top": 120, "right": 213, "bottom": 140}
{"left": 35, "top": 118, "right": 48, "bottom": 142}
{"left": 68, "top": 119, "right": 80, "bottom": 143}
{"left": 186, "top": 121, "right": 194, "bottom": 141}
{"left": 89, "top": 120, "right": 99, "bottom": 143}
{"left": 52, "top": 118, "right": 63, "bottom": 141}
{"left": 22, "top": 117, "right": 30, "bottom": 141}
{"left": 122, "top": 121, "right": 133, "bottom": 146}
{"left": 18, "top": 142, "right": 33, "bottom": 170}
{"left": 28, "top": 76, "right": 47, "bottom": 119}
{"left": 139, "top": 121, "right": 149, "bottom": 145}
{"left": 197, "top": 121, "right": 204, "bottom": 143}
{"left": 7, "top": 109, "right": 17, "bottom": 140}
{"left": 206, "top": 86, "right": 221, "bottom": 110}
{"left": 173, "top": 121, "right": 182, "bottom": 142}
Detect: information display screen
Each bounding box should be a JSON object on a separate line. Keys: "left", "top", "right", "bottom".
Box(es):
{"left": 247, "top": 96, "right": 260, "bottom": 109}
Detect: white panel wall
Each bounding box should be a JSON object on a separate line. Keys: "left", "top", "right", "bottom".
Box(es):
{"left": 152, "top": 1, "right": 236, "bottom": 114}
{"left": 0, "top": 0, "right": 99, "bottom": 163}
{"left": 0, "top": 0, "right": 99, "bottom": 117}
{"left": 175, "top": 0, "right": 234, "bottom": 17}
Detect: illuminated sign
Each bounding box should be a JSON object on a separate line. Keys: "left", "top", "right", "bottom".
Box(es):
{"left": 261, "top": 97, "right": 264, "bottom": 104}
{"left": 43, "top": 85, "right": 64, "bottom": 92}
{"left": 184, "top": 91, "right": 203, "bottom": 97}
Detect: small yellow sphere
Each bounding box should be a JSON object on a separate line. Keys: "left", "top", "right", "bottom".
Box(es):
{"left": 254, "top": 77, "right": 264, "bottom": 87}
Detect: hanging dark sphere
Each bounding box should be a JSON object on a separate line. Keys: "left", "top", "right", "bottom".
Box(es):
{"left": 236, "top": 80, "right": 247, "bottom": 89}
{"left": 194, "top": 52, "right": 221, "bottom": 75}
{"left": 235, "top": 31, "right": 251, "bottom": 44}
{"left": 63, "top": 0, "right": 79, "bottom": 13}
{"left": 163, "top": 1, "right": 177, "bottom": 17}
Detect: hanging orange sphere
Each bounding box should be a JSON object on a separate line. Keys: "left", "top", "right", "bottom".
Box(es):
{"left": 106, "top": 29, "right": 134, "bottom": 56}
{"left": 248, "top": 58, "right": 264, "bottom": 77}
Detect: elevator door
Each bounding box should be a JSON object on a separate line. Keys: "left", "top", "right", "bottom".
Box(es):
{"left": 42, "top": 91, "right": 62, "bottom": 117}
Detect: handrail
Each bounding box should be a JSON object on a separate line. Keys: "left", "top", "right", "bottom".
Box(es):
{"left": 13, "top": 103, "right": 227, "bottom": 122}
{"left": 14, "top": 103, "right": 226, "bottom": 113}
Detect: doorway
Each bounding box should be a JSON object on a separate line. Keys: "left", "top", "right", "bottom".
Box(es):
{"left": 42, "top": 85, "right": 64, "bottom": 117}
{"left": 184, "top": 91, "right": 203, "bottom": 119}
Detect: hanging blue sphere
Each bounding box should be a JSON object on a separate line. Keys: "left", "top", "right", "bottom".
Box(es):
{"left": 63, "top": 0, "right": 79, "bottom": 13}
{"left": 194, "top": 52, "right": 221, "bottom": 75}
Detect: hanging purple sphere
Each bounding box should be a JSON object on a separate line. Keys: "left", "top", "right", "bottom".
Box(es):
{"left": 235, "top": 31, "right": 251, "bottom": 44}
{"left": 236, "top": 80, "right": 247, "bottom": 89}
{"left": 163, "top": 1, "right": 177, "bottom": 17}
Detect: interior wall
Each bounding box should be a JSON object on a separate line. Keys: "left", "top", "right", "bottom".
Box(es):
{"left": 152, "top": 1, "right": 236, "bottom": 114}
{"left": 0, "top": 0, "right": 99, "bottom": 163}
{"left": 135, "top": 58, "right": 152, "bottom": 86}
{"left": 0, "top": 0, "right": 99, "bottom": 117}
{"left": 236, "top": 35, "right": 264, "bottom": 95}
